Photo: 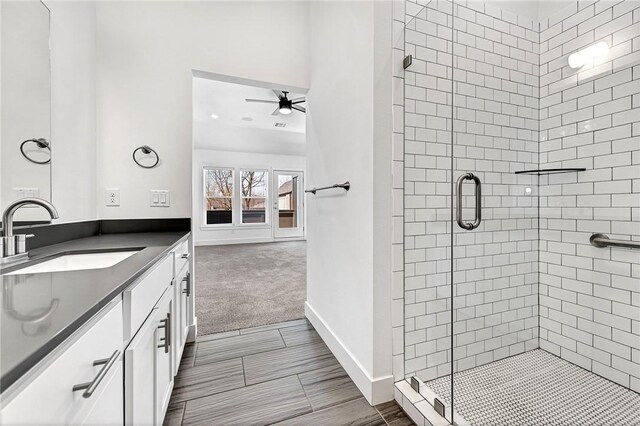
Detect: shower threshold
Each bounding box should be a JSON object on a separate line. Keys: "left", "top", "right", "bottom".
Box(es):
{"left": 425, "top": 349, "right": 640, "bottom": 426}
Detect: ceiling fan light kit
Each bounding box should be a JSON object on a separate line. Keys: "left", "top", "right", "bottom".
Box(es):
{"left": 245, "top": 89, "right": 306, "bottom": 116}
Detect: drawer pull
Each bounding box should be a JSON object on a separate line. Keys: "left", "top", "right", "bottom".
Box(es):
{"left": 180, "top": 253, "right": 190, "bottom": 259}
{"left": 157, "top": 313, "right": 171, "bottom": 353}
{"left": 72, "top": 350, "right": 120, "bottom": 398}
{"left": 182, "top": 272, "right": 191, "bottom": 297}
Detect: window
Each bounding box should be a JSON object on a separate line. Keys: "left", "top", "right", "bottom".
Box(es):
{"left": 202, "top": 167, "right": 269, "bottom": 226}
{"left": 241, "top": 170, "right": 268, "bottom": 224}
{"left": 204, "top": 168, "right": 233, "bottom": 225}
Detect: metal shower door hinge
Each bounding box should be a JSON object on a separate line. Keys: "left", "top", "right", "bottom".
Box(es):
{"left": 403, "top": 55, "right": 413, "bottom": 69}
{"left": 434, "top": 398, "right": 446, "bottom": 418}
{"left": 410, "top": 376, "right": 420, "bottom": 392}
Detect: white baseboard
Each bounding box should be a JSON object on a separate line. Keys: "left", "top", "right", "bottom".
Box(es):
{"left": 305, "top": 302, "right": 394, "bottom": 405}
{"left": 195, "top": 237, "right": 306, "bottom": 246}
{"left": 195, "top": 237, "right": 273, "bottom": 246}
{"left": 187, "top": 317, "right": 197, "bottom": 343}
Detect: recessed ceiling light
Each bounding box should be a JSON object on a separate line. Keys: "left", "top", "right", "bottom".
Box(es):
{"left": 241, "top": 117, "right": 253, "bottom": 122}
{"left": 211, "top": 113, "right": 219, "bottom": 119}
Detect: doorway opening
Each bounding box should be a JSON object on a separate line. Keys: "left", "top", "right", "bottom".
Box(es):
{"left": 191, "top": 71, "right": 308, "bottom": 336}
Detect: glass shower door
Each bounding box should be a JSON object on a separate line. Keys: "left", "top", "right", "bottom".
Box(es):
{"left": 402, "top": 0, "right": 456, "bottom": 422}
{"left": 450, "top": 1, "right": 539, "bottom": 424}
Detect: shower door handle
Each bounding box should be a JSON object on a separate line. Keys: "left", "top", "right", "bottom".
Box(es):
{"left": 456, "top": 173, "right": 481, "bottom": 230}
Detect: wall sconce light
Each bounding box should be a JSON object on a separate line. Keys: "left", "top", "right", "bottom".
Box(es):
{"left": 568, "top": 42, "right": 608, "bottom": 69}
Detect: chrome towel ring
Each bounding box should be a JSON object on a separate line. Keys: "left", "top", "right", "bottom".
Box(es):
{"left": 20, "top": 138, "right": 50, "bottom": 165}
{"left": 132, "top": 145, "right": 159, "bottom": 169}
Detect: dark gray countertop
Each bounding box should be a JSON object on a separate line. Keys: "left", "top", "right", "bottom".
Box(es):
{"left": 0, "top": 231, "right": 189, "bottom": 391}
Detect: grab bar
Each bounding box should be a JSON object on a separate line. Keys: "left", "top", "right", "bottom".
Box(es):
{"left": 590, "top": 233, "right": 640, "bottom": 249}
{"left": 305, "top": 181, "right": 350, "bottom": 195}
{"left": 456, "top": 173, "right": 481, "bottom": 230}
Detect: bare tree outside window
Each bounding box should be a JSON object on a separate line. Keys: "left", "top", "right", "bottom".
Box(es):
{"left": 203, "top": 168, "right": 268, "bottom": 225}
{"left": 241, "top": 171, "right": 267, "bottom": 210}
{"left": 241, "top": 170, "right": 267, "bottom": 223}
{"left": 204, "top": 169, "right": 233, "bottom": 224}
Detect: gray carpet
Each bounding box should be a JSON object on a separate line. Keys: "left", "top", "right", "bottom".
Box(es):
{"left": 195, "top": 241, "right": 306, "bottom": 335}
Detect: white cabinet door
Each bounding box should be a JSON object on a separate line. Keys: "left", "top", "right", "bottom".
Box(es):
{"left": 181, "top": 271, "right": 190, "bottom": 345}
{"left": 172, "top": 276, "right": 182, "bottom": 376}
{"left": 155, "top": 288, "right": 174, "bottom": 423}
{"left": 172, "top": 265, "right": 190, "bottom": 375}
{"left": 124, "top": 306, "right": 159, "bottom": 426}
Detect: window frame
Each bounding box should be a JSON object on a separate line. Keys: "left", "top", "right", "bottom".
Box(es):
{"left": 201, "top": 165, "right": 271, "bottom": 229}
{"left": 239, "top": 168, "right": 269, "bottom": 225}
{"left": 202, "top": 166, "right": 234, "bottom": 227}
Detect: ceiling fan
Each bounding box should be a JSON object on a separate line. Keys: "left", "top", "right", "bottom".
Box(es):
{"left": 245, "top": 90, "right": 306, "bottom": 115}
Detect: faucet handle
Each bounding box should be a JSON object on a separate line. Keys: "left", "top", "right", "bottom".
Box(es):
{"left": 15, "top": 234, "right": 35, "bottom": 254}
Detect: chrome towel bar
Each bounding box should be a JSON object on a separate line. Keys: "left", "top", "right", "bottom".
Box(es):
{"left": 305, "top": 181, "right": 350, "bottom": 195}
{"left": 590, "top": 233, "right": 640, "bottom": 249}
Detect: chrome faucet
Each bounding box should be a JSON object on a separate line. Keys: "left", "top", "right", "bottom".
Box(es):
{"left": 1, "top": 198, "right": 59, "bottom": 260}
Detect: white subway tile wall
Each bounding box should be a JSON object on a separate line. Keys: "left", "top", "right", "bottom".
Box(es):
{"left": 401, "top": 0, "right": 640, "bottom": 394}
{"left": 404, "top": 0, "right": 540, "bottom": 383}
{"left": 538, "top": 0, "right": 640, "bottom": 393}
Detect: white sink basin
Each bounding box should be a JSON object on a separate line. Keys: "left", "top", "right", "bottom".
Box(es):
{"left": 4, "top": 251, "right": 139, "bottom": 275}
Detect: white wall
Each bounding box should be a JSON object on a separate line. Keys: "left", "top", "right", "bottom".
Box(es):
{"left": 194, "top": 124, "right": 305, "bottom": 157}
{"left": 193, "top": 149, "right": 305, "bottom": 245}
{"left": 95, "top": 1, "right": 309, "bottom": 219}
{"left": 1, "top": 1, "right": 51, "bottom": 222}
{"left": 47, "top": 0, "right": 97, "bottom": 223}
{"left": 305, "top": 0, "right": 394, "bottom": 405}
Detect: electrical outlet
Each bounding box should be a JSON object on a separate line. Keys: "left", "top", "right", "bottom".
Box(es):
{"left": 105, "top": 189, "right": 120, "bottom": 206}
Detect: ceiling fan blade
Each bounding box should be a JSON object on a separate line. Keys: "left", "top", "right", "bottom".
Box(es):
{"left": 245, "top": 98, "right": 278, "bottom": 103}
{"left": 290, "top": 97, "right": 305, "bottom": 104}
{"left": 271, "top": 106, "right": 280, "bottom": 116}
{"left": 291, "top": 105, "right": 306, "bottom": 113}
{"left": 272, "top": 90, "right": 284, "bottom": 100}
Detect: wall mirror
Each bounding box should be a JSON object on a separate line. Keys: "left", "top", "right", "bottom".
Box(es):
{"left": 0, "top": 0, "right": 52, "bottom": 225}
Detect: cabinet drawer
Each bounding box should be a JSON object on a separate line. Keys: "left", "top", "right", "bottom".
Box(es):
{"left": 172, "top": 240, "right": 190, "bottom": 278}
{"left": 1, "top": 300, "right": 124, "bottom": 425}
{"left": 123, "top": 255, "right": 173, "bottom": 341}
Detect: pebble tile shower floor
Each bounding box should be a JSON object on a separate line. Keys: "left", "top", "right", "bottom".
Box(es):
{"left": 426, "top": 349, "right": 640, "bottom": 425}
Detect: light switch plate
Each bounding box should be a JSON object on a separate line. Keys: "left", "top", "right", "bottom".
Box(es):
{"left": 150, "top": 190, "right": 170, "bottom": 207}
{"left": 105, "top": 189, "right": 120, "bottom": 206}
{"left": 14, "top": 188, "right": 40, "bottom": 204}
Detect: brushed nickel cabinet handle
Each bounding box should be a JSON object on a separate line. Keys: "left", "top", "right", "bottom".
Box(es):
{"left": 72, "top": 350, "right": 120, "bottom": 398}
{"left": 157, "top": 313, "right": 171, "bottom": 353}
{"left": 182, "top": 272, "right": 191, "bottom": 297}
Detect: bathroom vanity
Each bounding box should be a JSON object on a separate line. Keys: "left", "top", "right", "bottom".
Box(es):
{"left": 0, "top": 219, "right": 193, "bottom": 425}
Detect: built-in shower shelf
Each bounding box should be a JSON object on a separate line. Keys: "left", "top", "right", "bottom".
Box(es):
{"left": 514, "top": 168, "right": 586, "bottom": 175}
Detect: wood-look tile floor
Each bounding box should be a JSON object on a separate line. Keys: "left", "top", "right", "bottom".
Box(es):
{"left": 164, "top": 319, "right": 414, "bottom": 426}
